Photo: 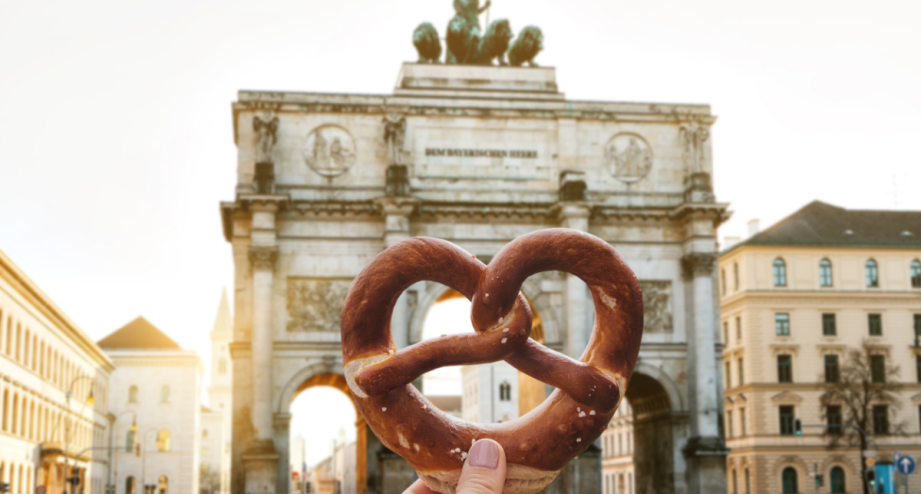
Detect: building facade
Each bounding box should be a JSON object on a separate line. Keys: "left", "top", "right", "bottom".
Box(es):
{"left": 601, "top": 401, "right": 635, "bottom": 494}
{"left": 719, "top": 201, "right": 921, "bottom": 494}
{"left": 460, "top": 362, "right": 519, "bottom": 424}
{"left": 99, "top": 317, "right": 202, "bottom": 494}
{"left": 204, "top": 290, "right": 233, "bottom": 494}
{"left": 223, "top": 62, "right": 730, "bottom": 494}
{"left": 0, "top": 248, "right": 113, "bottom": 494}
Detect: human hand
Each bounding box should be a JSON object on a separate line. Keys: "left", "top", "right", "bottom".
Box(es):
{"left": 404, "top": 439, "right": 507, "bottom": 494}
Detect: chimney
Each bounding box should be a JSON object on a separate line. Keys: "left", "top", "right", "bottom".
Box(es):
{"left": 724, "top": 236, "right": 741, "bottom": 249}
{"left": 747, "top": 219, "right": 760, "bottom": 237}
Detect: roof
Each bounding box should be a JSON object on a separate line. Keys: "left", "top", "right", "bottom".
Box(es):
{"left": 211, "top": 288, "right": 232, "bottom": 337}
{"left": 723, "top": 201, "right": 921, "bottom": 255}
{"left": 97, "top": 316, "right": 182, "bottom": 349}
{"left": 0, "top": 248, "right": 115, "bottom": 372}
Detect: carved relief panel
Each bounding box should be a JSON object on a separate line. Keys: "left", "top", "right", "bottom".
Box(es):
{"left": 286, "top": 278, "right": 352, "bottom": 332}
{"left": 604, "top": 133, "right": 653, "bottom": 183}
{"left": 639, "top": 280, "right": 672, "bottom": 333}
{"left": 302, "top": 125, "right": 356, "bottom": 177}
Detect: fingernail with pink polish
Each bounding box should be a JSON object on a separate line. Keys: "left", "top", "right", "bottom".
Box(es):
{"left": 469, "top": 440, "right": 499, "bottom": 469}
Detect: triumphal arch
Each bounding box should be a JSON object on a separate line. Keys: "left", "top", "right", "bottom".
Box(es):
{"left": 221, "top": 59, "right": 730, "bottom": 493}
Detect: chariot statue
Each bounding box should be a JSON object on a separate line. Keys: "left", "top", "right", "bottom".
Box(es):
{"left": 412, "top": 0, "right": 544, "bottom": 67}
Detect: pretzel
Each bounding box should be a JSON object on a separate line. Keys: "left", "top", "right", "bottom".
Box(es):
{"left": 341, "top": 229, "right": 643, "bottom": 494}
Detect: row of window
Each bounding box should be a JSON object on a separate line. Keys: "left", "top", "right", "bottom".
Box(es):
{"left": 773, "top": 312, "right": 921, "bottom": 338}
{"left": 774, "top": 466, "right": 847, "bottom": 494}
{"left": 127, "top": 385, "right": 171, "bottom": 404}
{"left": 123, "top": 474, "right": 169, "bottom": 494}
{"left": 0, "top": 309, "right": 105, "bottom": 407}
{"left": 722, "top": 317, "right": 743, "bottom": 346}
{"left": 776, "top": 404, "right": 909, "bottom": 436}
{"left": 125, "top": 428, "right": 172, "bottom": 452}
{"left": 602, "top": 472, "right": 633, "bottom": 494}
{"left": 602, "top": 430, "right": 633, "bottom": 458}
{"left": 725, "top": 352, "right": 921, "bottom": 389}
{"left": 770, "top": 258, "right": 921, "bottom": 289}
{"left": 0, "top": 462, "right": 33, "bottom": 494}
{"left": 725, "top": 407, "right": 747, "bottom": 438}
{"left": 1, "top": 384, "right": 98, "bottom": 452}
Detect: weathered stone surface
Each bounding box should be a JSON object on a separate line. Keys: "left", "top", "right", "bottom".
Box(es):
{"left": 224, "top": 63, "right": 730, "bottom": 494}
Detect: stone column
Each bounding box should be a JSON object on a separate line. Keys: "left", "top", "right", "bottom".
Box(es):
{"left": 558, "top": 204, "right": 591, "bottom": 359}
{"left": 682, "top": 251, "right": 727, "bottom": 493}
{"left": 243, "top": 199, "right": 282, "bottom": 494}
{"left": 273, "top": 413, "right": 292, "bottom": 494}
{"left": 249, "top": 245, "right": 277, "bottom": 441}
{"left": 375, "top": 197, "right": 418, "bottom": 350}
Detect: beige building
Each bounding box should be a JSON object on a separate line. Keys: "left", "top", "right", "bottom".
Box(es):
{"left": 601, "top": 401, "right": 635, "bottom": 494}
{"left": 0, "top": 248, "right": 113, "bottom": 494}
{"left": 719, "top": 201, "right": 921, "bottom": 494}
{"left": 203, "top": 291, "right": 232, "bottom": 494}
{"left": 99, "top": 317, "right": 202, "bottom": 494}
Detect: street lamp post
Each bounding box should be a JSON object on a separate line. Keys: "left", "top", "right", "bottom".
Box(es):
{"left": 112, "top": 411, "right": 137, "bottom": 494}
{"left": 62, "top": 375, "right": 96, "bottom": 494}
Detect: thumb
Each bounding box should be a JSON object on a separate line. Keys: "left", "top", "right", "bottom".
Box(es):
{"left": 457, "top": 439, "right": 506, "bottom": 494}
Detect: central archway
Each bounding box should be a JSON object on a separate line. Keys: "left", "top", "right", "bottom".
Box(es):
{"left": 626, "top": 372, "right": 676, "bottom": 494}
{"left": 280, "top": 371, "right": 365, "bottom": 494}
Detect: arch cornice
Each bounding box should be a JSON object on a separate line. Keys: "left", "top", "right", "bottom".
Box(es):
{"left": 276, "top": 360, "right": 353, "bottom": 415}
{"left": 632, "top": 361, "right": 684, "bottom": 412}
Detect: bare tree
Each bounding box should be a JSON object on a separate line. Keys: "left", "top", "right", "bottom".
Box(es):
{"left": 200, "top": 464, "right": 221, "bottom": 494}
{"left": 819, "top": 342, "right": 905, "bottom": 494}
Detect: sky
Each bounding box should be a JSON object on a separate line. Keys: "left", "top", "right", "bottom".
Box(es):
{"left": 1, "top": 0, "right": 920, "bottom": 465}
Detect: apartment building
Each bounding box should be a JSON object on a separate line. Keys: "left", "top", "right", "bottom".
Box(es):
{"left": 0, "top": 248, "right": 113, "bottom": 494}
{"left": 719, "top": 201, "right": 921, "bottom": 494}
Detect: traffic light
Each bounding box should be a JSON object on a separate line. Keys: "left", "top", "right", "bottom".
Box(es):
{"left": 867, "top": 470, "right": 876, "bottom": 491}
{"left": 815, "top": 474, "right": 823, "bottom": 487}
{"left": 794, "top": 418, "right": 802, "bottom": 437}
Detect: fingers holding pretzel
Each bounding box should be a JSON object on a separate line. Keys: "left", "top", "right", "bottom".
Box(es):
{"left": 341, "top": 229, "right": 644, "bottom": 494}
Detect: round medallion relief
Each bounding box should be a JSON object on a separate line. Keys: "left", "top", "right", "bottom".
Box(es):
{"left": 303, "top": 125, "right": 356, "bottom": 177}
{"left": 604, "top": 133, "right": 653, "bottom": 183}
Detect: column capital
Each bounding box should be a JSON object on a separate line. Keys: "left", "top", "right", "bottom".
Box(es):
{"left": 249, "top": 246, "right": 278, "bottom": 271}
{"left": 555, "top": 202, "right": 592, "bottom": 231}
{"left": 374, "top": 196, "right": 419, "bottom": 217}
{"left": 681, "top": 252, "right": 717, "bottom": 278}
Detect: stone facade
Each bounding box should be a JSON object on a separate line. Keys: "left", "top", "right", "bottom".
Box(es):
{"left": 0, "top": 248, "right": 113, "bottom": 494}
{"left": 222, "top": 63, "right": 730, "bottom": 494}
{"left": 601, "top": 401, "right": 635, "bottom": 494}
{"left": 101, "top": 320, "right": 202, "bottom": 494}
{"left": 461, "top": 362, "right": 519, "bottom": 423}
{"left": 719, "top": 202, "right": 921, "bottom": 494}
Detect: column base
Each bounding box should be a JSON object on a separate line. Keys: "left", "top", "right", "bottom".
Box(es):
{"left": 243, "top": 440, "right": 279, "bottom": 494}
{"left": 683, "top": 436, "right": 728, "bottom": 494}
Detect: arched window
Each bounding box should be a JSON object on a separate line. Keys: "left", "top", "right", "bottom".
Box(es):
{"left": 128, "top": 386, "right": 138, "bottom": 403}
{"left": 911, "top": 260, "right": 921, "bottom": 288}
{"left": 126, "top": 476, "right": 136, "bottom": 494}
{"left": 865, "top": 259, "right": 879, "bottom": 287}
{"left": 125, "top": 430, "right": 136, "bottom": 452}
{"left": 773, "top": 259, "right": 787, "bottom": 287}
{"left": 498, "top": 382, "right": 511, "bottom": 401}
{"left": 830, "top": 466, "right": 845, "bottom": 493}
{"left": 733, "top": 262, "right": 740, "bottom": 291}
{"left": 731, "top": 469, "right": 738, "bottom": 494}
{"left": 744, "top": 468, "right": 750, "bottom": 494}
{"left": 160, "top": 385, "right": 170, "bottom": 403}
{"left": 157, "top": 430, "right": 171, "bottom": 452}
{"left": 819, "top": 259, "right": 833, "bottom": 287}
{"left": 158, "top": 475, "right": 168, "bottom": 494}
{"left": 782, "top": 467, "right": 798, "bottom": 494}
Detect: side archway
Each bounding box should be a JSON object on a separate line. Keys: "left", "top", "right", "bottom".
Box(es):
{"left": 626, "top": 371, "right": 676, "bottom": 494}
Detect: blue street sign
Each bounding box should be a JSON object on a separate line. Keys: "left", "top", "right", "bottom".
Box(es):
{"left": 897, "top": 456, "right": 915, "bottom": 475}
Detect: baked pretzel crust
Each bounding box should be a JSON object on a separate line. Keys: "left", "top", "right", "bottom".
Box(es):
{"left": 341, "top": 229, "right": 643, "bottom": 493}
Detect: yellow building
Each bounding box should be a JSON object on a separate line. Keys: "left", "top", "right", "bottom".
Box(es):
{"left": 0, "top": 248, "right": 113, "bottom": 494}
{"left": 719, "top": 201, "right": 921, "bottom": 494}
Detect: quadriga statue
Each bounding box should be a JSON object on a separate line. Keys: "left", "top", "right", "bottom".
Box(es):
{"left": 412, "top": 0, "right": 543, "bottom": 66}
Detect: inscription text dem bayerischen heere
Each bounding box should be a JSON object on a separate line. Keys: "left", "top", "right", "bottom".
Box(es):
{"left": 425, "top": 148, "right": 538, "bottom": 159}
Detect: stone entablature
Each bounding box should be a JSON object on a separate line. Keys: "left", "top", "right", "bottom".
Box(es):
{"left": 224, "top": 63, "right": 729, "bottom": 494}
